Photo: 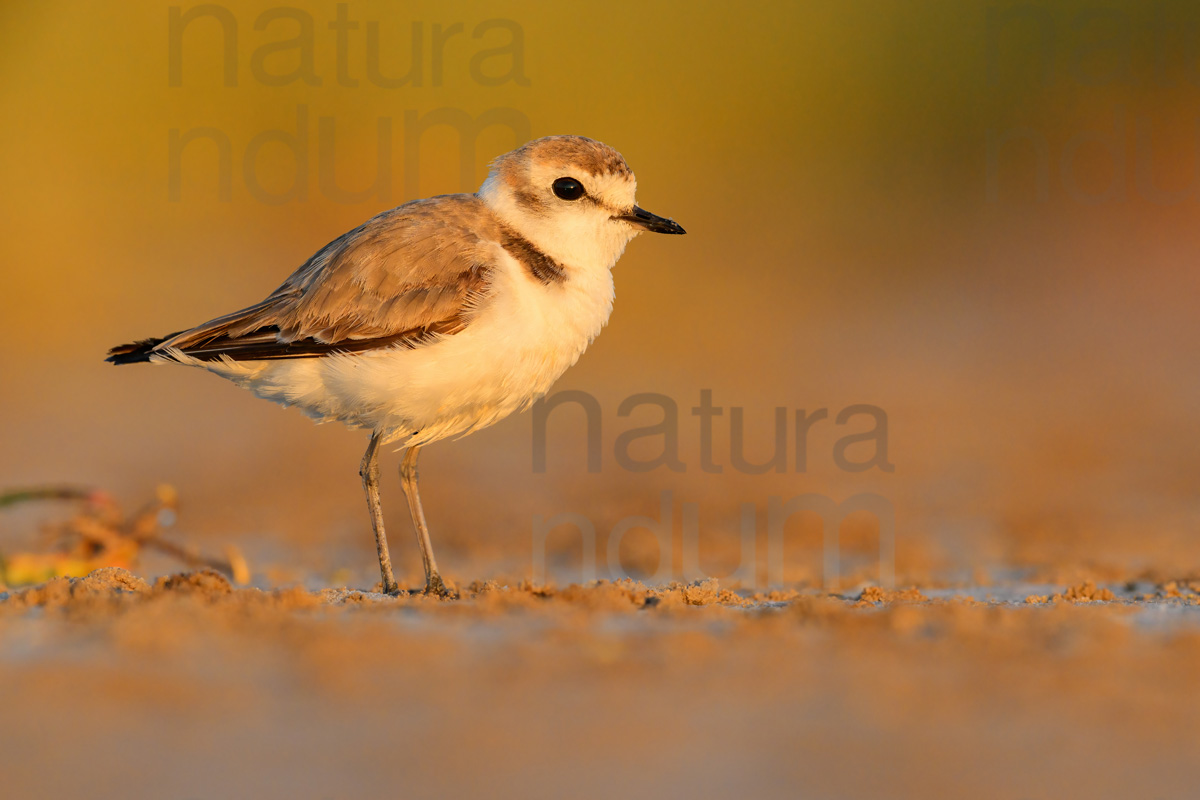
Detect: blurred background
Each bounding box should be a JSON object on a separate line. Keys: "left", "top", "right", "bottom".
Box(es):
{"left": 2, "top": 0, "right": 1198, "bottom": 589}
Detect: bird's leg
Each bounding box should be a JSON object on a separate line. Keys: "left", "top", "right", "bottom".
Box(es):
{"left": 399, "top": 445, "right": 449, "bottom": 596}
{"left": 359, "top": 432, "right": 399, "bottom": 594}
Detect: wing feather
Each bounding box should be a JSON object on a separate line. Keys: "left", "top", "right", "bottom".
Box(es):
{"left": 133, "top": 194, "right": 502, "bottom": 362}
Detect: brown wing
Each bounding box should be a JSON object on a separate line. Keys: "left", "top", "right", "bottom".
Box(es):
{"left": 110, "top": 195, "right": 502, "bottom": 363}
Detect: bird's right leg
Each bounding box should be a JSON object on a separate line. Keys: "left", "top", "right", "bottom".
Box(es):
{"left": 360, "top": 431, "right": 399, "bottom": 594}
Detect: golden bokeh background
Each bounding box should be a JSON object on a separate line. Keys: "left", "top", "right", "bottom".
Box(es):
{"left": 2, "top": 0, "right": 1198, "bottom": 587}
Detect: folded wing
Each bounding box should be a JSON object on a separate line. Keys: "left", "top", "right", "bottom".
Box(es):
{"left": 108, "top": 195, "right": 501, "bottom": 364}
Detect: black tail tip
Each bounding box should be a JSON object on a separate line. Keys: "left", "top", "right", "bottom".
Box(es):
{"left": 106, "top": 337, "right": 164, "bottom": 365}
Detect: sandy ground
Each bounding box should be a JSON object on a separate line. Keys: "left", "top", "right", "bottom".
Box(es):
{"left": 2, "top": 567, "right": 1198, "bottom": 800}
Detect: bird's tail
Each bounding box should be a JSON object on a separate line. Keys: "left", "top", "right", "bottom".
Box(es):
{"left": 106, "top": 336, "right": 168, "bottom": 365}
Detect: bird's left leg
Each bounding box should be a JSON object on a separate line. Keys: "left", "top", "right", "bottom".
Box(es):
{"left": 399, "top": 444, "right": 450, "bottom": 597}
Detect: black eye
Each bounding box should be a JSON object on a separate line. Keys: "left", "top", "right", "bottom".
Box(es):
{"left": 552, "top": 177, "right": 585, "bottom": 201}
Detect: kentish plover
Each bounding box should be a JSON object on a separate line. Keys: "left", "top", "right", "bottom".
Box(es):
{"left": 108, "top": 135, "right": 686, "bottom": 595}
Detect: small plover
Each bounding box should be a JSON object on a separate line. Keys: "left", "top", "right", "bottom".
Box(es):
{"left": 107, "top": 135, "right": 685, "bottom": 595}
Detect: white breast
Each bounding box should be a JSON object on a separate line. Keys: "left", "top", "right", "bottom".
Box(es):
{"left": 190, "top": 245, "right": 616, "bottom": 446}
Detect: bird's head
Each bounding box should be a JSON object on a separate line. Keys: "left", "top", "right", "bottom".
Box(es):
{"left": 479, "top": 135, "right": 685, "bottom": 271}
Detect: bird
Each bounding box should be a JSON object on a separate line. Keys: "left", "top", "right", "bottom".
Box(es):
{"left": 107, "top": 135, "right": 686, "bottom": 596}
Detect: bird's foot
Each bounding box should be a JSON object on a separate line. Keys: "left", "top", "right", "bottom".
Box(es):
{"left": 423, "top": 573, "right": 453, "bottom": 598}
{"left": 371, "top": 579, "right": 402, "bottom": 596}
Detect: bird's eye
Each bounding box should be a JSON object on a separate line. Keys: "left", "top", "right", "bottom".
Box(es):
{"left": 552, "top": 177, "right": 586, "bottom": 201}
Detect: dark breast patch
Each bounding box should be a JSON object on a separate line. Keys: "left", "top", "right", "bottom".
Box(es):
{"left": 499, "top": 227, "right": 567, "bottom": 285}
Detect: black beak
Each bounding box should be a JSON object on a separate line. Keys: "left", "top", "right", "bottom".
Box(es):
{"left": 617, "top": 205, "right": 687, "bottom": 235}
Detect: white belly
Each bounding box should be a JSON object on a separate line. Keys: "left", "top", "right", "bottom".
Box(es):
{"left": 180, "top": 250, "right": 615, "bottom": 446}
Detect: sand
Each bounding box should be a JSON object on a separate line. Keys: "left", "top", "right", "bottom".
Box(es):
{"left": 1, "top": 567, "right": 1198, "bottom": 799}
